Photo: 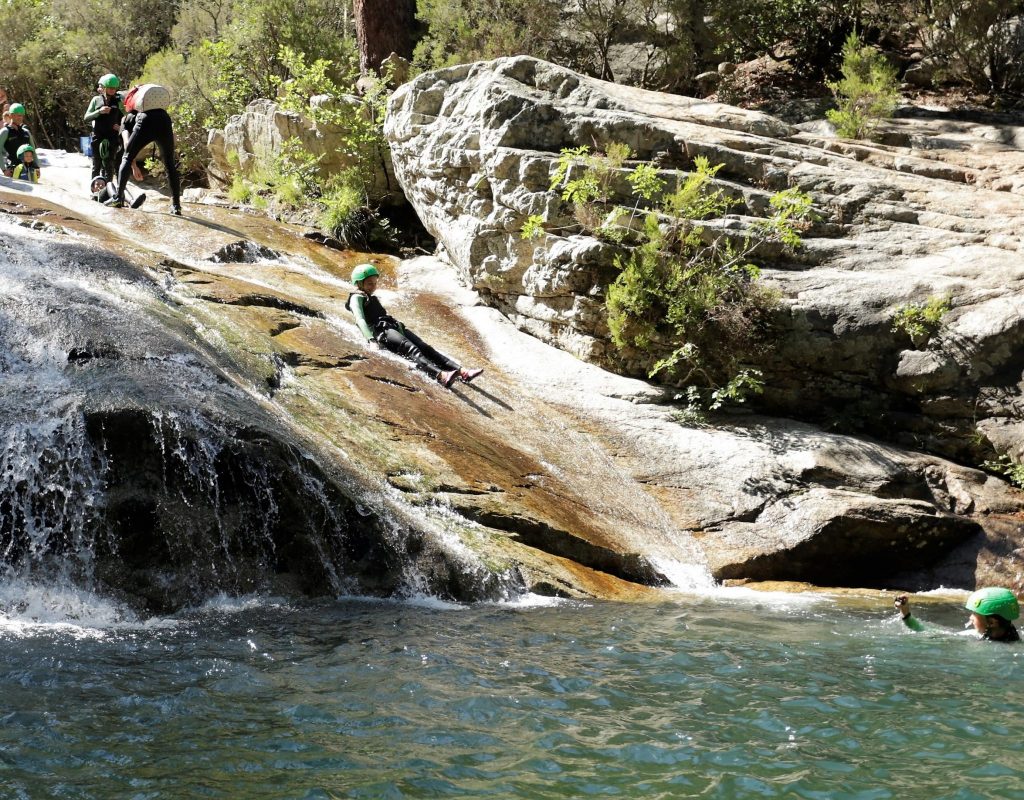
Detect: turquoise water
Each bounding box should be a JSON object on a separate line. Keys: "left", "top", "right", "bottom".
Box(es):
{"left": 1, "top": 589, "right": 1022, "bottom": 799}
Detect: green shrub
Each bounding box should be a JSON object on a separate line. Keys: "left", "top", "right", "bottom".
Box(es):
{"left": 891, "top": 295, "right": 951, "bottom": 346}
{"left": 317, "top": 172, "right": 379, "bottom": 245}
{"left": 983, "top": 454, "right": 1024, "bottom": 489}
{"left": 826, "top": 31, "right": 899, "bottom": 140}
{"left": 525, "top": 145, "right": 814, "bottom": 411}
{"left": 227, "top": 174, "right": 252, "bottom": 204}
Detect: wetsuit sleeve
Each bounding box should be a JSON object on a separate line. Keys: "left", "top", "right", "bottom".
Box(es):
{"left": 0, "top": 128, "right": 9, "bottom": 153}
{"left": 350, "top": 294, "right": 375, "bottom": 341}
{"left": 900, "top": 614, "right": 925, "bottom": 632}
{"left": 84, "top": 96, "right": 103, "bottom": 122}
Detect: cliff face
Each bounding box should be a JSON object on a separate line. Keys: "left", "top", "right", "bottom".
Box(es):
{"left": 384, "top": 56, "right": 1024, "bottom": 470}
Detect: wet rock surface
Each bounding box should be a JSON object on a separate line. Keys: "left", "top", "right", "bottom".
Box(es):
{"left": 0, "top": 147, "right": 1021, "bottom": 610}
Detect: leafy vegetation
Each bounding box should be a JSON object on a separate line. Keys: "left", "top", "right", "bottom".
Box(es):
{"left": 983, "top": 454, "right": 1024, "bottom": 489}
{"left": 890, "top": 295, "right": 951, "bottom": 347}
{"left": 525, "top": 144, "right": 814, "bottom": 414}
{"left": 826, "top": 32, "right": 899, "bottom": 139}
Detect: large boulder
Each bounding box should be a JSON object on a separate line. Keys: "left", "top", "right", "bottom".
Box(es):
{"left": 384, "top": 56, "right": 1024, "bottom": 466}
{"left": 208, "top": 97, "right": 403, "bottom": 206}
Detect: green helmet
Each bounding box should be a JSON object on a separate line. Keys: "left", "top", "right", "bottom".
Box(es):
{"left": 16, "top": 144, "right": 34, "bottom": 158}
{"left": 8, "top": 103, "right": 25, "bottom": 115}
{"left": 351, "top": 263, "right": 379, "bottom": 283}
{"left": 99, "top": 73, "right": 120, "bottom": 89}
{"left": 965, "top": 587, "right": 1020, "bottom": 620}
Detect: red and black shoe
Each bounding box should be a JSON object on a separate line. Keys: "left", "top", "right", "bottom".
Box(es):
{"left": 437, "top": 369, "right": 458, "bottom": 388}
{"left": 459, "top": 368, "right": 483, "bottom": 383}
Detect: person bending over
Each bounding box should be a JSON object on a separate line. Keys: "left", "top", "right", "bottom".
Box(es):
{"left": 112, "top": 88, "right": 181, "bottom": 215}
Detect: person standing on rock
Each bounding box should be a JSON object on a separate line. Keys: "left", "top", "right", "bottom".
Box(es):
{"left": 0, "top": 103, "right": 36, "bottom": 177}
{"left": 893, "top": 588, "right": 1020, "bottom": 641}
{"left": 84, "top": 73, "right": 125, "bottom": 181}
{"left": 112, "top": 84, "right": 181, "bottom": 215}
{"left": 346, "top": 263, "right": 483, "bottom": 388}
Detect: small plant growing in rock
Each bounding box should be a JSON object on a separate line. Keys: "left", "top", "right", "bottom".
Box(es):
{"left": 826, "top": 31, "right": 900, "bottom": 140}
{"left": 891, "top": 295, "right": 951, "bottom": 346}
{"left": 524, "top": 143, "right": 814, "bottom": 414}
{"left": 983, "top": 454, "right": 1024, "bottom": 489}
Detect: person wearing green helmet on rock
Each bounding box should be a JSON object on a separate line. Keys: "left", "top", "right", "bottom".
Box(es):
{"left": 894, "top": 587, "right": 1021, "bottom": 642}
{"left": 345, "top": 263, "right": 484, "bottom": 388}
{"left": 0, "top": 103, "right": 35, "bottom": 177}
{"left": 84, "top": 73, "right": 125, "bottom": 181}
{"left": 12, "top": 144, "right": 39, "bottom": 183}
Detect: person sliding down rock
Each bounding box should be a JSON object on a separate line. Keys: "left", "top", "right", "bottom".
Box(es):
{"left": 345, "top": 263, "right": 484, "bottom": 389}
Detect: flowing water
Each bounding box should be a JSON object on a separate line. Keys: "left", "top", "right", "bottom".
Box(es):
{"left": 2, "top": 588, "right": 1022, "bottom": 799}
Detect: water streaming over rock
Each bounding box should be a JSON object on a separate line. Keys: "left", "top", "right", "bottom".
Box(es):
{"left": 0, "top": 212, "right": 512, "bottom": 615}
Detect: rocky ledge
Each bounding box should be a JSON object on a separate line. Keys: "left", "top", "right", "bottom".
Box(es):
{"left": 384, "top": 56, "right": 1024, "bottom": 469}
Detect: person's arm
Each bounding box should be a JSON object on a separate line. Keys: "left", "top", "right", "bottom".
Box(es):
{"left": 349, "top": 294, "right": 376, "bottom": 342}
{"left": 894, "top": 595, "right": 926, "bottom": 632}
{"left": 84, "top": 96, "right": 103, "bottom": 122}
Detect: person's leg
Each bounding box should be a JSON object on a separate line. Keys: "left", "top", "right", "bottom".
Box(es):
{"left": 101, "top": 136, "right": 118, "bottom": 180}
{"left": 152, "top": 121, "right": 181, "bottom": 209}
{"left": 377, "top": 328, "right": 445, "bottom": 378}
{"left": 90, "top": 135, "right": 103, "bottom": 179}
{"left": 401, "top": 328, "right": 460, "bottom": 373}
{"left": 115, "top": 117, "right": 156, "bottom": 205}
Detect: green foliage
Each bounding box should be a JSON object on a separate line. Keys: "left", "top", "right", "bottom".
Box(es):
{"left": 415, "top": 0, "right": 708, "bottom": 91}
{"left": 826, "top": 32, "right": 900, "bottom": 140}
{"left": 317, "top": 173, "right": 365, "bottom": 239}
{"left": 521, "top": 214, "right": 547, "bottom": 241}
{"left": 983, "top": 454, "right": 1024, "bottom": 489}
{"left": 533, "top": 143, "right": 813, "bottom": 408}
{"left": 414, "top": 0, "right": 565, "bottom": 68}
{"left": 891, "top": 295, "right": 951, "bottom": 347}
{"left": 228, "top": 173, "right": 252, "bottom": 204}
{"left": 911, "top": 0, "right": 1024, "bottom": 95}
{"left": 705, "top": 0, "right": 874, "bottom": 75}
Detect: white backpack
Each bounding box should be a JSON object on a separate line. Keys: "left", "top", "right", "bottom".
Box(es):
{"left": 132, "top": 84, "right": 172, "bottom": 112}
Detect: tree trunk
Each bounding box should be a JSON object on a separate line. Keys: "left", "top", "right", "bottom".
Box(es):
{"left": 353, "top": 0, "right": 417, "bottom": 75}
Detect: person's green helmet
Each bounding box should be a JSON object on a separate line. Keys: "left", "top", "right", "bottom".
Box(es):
{"left": 16, "top": 144, "right": 34, "bottom": 158}
{"left": 351, "top": 263, "right": 379, "bottom": 283}
{"left": 8, "top": 103, "right": 25, "bottom": 115}
{"left": 98, "top": 73, "right": 120, "bottom": 89}
{"left": 965, "top": 587, "right": 1020, "bottom": 620}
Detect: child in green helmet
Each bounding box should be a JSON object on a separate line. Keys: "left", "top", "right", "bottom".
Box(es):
{"left": 12, "top": 144, "right": 39, "bottom": 183}
{"left": 345, "top": 262, "right": 484, "bottom": 388}
{"left": 893, "top": 588, "right": 1020, "bottom": 642}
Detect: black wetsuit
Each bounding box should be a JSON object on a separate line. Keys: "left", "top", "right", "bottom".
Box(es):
{"left": 985, "top": 622, "right": 1020, "bottom": 642}
{"left": 345, "top": 291, "right": 460, "bottom": 379}
{"left": 0, "top": 124, "right": 33, "bottom": 172}
{"left": 115, "top": 109, "right": 180, "bottom": 208}
{"left": 85, "top": 93, "right": 124, "bottom": 179}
